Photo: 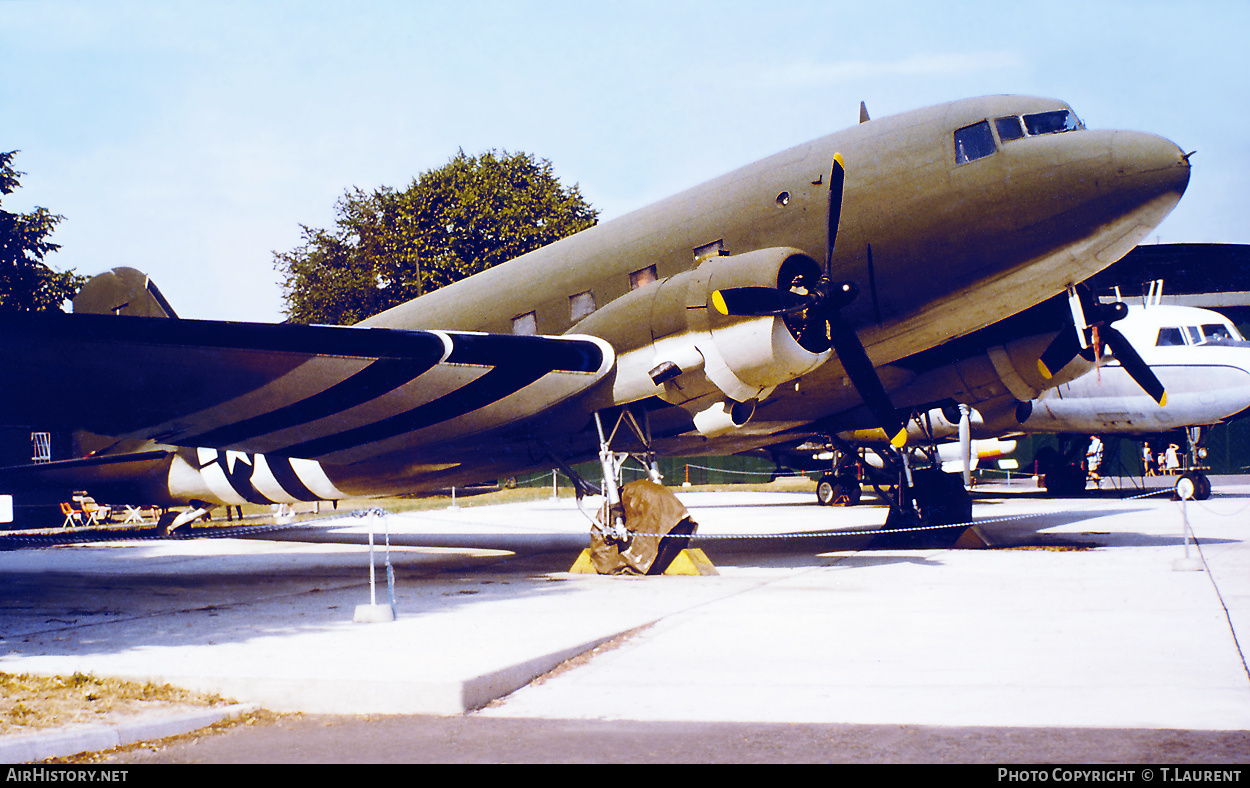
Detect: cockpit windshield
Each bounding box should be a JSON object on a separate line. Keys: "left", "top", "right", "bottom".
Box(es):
{"left": 1200, "top": 323, "right": 1247, "bottom": 345}
{"left": 1155, "top": 323, "right": 1249, "bottom": 347}
{"left": 1023, "top": 109, "right": 1083, "bottom": 136}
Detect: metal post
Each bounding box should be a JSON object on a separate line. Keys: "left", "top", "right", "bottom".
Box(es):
{"left": 1173, "top": 481, "right": 1204, "bottom": 572}
{"left": 354, "top": 507, "right": 397, "bottom": 622}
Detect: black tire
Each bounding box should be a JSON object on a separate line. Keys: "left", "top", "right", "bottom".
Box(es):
{"left": 816, "top": 474, "right": 861, "bottom": 506}
{"left": 1043, "top": 463, "right": 1087, "bottom": 496}
{"left": 1178, "top": 471, "right": 1212, "bottom": 501}
{"left": 841, "top": 478, "right": 863, "bottom": 505}
{"left": 912, "top": 469, "right": 972, "bottom": 525}
{"left": 1196, "top": 472, "right": 1212, "bottom": 500}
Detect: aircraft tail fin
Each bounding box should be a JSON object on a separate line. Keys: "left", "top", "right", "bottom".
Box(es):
{"left": 73, "top": 267, "right": 179, "bottom": 318}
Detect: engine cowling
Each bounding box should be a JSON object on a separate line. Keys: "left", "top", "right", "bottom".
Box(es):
{"left": 605, "top": 248, "right": 833, "bottom": 430}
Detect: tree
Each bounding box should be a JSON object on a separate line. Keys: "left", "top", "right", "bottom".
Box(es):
{"left": 275, "top": 150, "right": 598, "bottom": 325}
{"left": 0, "top": 151, "right": 83, "bottom": 312}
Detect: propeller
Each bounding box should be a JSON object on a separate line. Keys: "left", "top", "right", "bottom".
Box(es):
{"left": 711, "top": 154, "right": 908, "bottom": 447}
{"left": 958, "top": 403, "right": 972, "bottom": 488}
{"left": 1037, "top": 285, "right": 1166, "bottom": 406}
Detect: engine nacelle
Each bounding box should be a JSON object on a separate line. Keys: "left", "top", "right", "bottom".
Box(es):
{"left": 606, "top": 247, "right": 832, "bottom": 419}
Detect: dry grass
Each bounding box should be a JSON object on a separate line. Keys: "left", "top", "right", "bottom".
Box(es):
{"left": 0, "top": 672, "right": 229, "bottom": 735}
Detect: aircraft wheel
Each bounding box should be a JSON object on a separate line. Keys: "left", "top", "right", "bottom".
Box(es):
{"left": 913, "top": 469, "right": 972, "bottom": 525}
{"left": 815, "top": 475, "right": 835, "bottom": 505}
{"left": 1043, "top": 463, "right": 1087, "bottom": 496}
{"left": 1197, "top": 472, "right": 1213, "bottom": 500}
{"left": 1177, "top": 471, "right": 1211, "bottom": 501}
{"left": 816, "top": 474, "right": 861, "bottom": 506}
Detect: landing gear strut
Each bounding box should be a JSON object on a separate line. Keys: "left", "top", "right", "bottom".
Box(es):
{"left": 571, "top": 406, "right": 698, "bottom": 575}
{"left": 882, "top": 456, "right": 972, "bottom": 531}
{"left": 815, "top": 445, "right": 863, "bottom": 506}
{"left": 1176, "top": 426, "right": 1212, "bottom": 500}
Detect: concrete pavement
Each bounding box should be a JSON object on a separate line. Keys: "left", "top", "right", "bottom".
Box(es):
{"left": 2, "top": 479, "right": 1248, "bottom": 760}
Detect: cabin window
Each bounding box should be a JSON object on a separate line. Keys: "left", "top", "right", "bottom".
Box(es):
{"left": 1155, "top": 327, "right": 1185, "bottom": 346}
{"left": 569, "top": 291, "right": 596, "bottom": 323}
{"left": 1023, "top": 109, "right": 1082, "bottom": 136}
{"left": 995, "top": 116, "right": 1025, "bottom": 142}
{"left": 512, "top": 311, "right": 537, "bottom": 336}
{"left": 630, "top": 265, "right": 658, "bottom": 291}
{"left": 954, "top": 121, "right": 996, "bottom": 164}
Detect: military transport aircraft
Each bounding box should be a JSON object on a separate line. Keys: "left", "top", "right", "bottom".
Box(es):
{"left": 0, "top": 95, "right": 1191, "bottom": 569}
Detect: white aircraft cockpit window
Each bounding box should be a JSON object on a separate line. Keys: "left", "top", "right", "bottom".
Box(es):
{"left": 1023, "top": 109, "right": 1083, "bottom": 136}
{"left": 995, "top": 116, "right": 1026, "bottom": 142}
{"left": 1199, "top": 324, "right": 1242, "bottom": 344}
{"left": 569, "top": 291, "right": 596, "bottom": 323}
{"left": 954, "top": 121, "right": 997, "bottom": 164}
{"left": 1184, "top": 326, "right": 1202, "bottom": 346}
{"left": 1155, "top": 327, "right": 1185, "bottom": 346}
{"left": 511, "top": 311, "right": 537, "bottom": 335}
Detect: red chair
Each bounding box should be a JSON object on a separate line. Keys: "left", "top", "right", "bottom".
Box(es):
{"left": 59, "top": 502, "right": 84, "bottom": 528}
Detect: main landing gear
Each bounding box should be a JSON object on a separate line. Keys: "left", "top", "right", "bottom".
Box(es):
{"left": 1157, "top": 426, "right": 1212, "bottom": 501}
{"left": 807, "top": 432, "right": 973, "bottom": 547}
{"left": 560, "top": 406, "right": 697, "bottom": 575}
{"left": 815, "top": 461, "right": 862, "bottom": 507}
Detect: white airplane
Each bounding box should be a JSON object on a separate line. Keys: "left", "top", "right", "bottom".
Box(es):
{"left": 905, "top": 285, "right": 1250, "bottom": 498}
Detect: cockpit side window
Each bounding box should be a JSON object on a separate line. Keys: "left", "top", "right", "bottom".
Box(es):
{"left": 1023, "top": 109, "right": 1083, "bottom": 136}
{"left": 1184, "top": 326, "right": 1202, "bottom": 346}
{"left": 1155, "top": 327, "right": 1185, "bottom": 347}
{"left": 1201, "top": 324, "right": 1238, "bottom": 344}
{"left": 954, "top": 121, "right": 996, "bottom": 164}
{"left": 995, "top": 116, "right": 1025, "bottom": 143}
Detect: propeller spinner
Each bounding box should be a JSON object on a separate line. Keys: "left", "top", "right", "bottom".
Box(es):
{"left": 711, "top": 155, "right": 908, "bottom": 447}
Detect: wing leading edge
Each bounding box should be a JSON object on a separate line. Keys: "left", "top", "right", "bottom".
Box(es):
{"left": 0, "top": 312, "right": 615, "bottom": 465}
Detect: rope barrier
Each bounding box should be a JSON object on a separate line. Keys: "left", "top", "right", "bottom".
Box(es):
{"left": 0, "top": 478, "right": 1188, "bottom": 548}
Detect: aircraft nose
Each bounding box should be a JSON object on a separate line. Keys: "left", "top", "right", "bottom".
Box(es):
{"left": 1111, "top": 130, "right": 1191, "bottom": 200}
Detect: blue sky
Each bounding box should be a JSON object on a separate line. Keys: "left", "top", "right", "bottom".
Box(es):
{"left": 3, "top": 0, "right": 1247, "bottom": 322}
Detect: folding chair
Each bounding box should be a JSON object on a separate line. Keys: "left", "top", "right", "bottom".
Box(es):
{"left": 60, "top": 502, "right": 84, "bottom": 528}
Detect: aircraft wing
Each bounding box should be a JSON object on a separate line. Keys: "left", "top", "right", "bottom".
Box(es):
{"left": 0, "top": 312, "right": 614, "bottom": 465}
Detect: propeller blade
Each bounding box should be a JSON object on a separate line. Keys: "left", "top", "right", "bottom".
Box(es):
{"left": 827, "top": 310, "right": 907, "bottom": 447}
{"left": 1102, "top": 326, "right": 1167, "bottom": 406}
{"left": 1038, "top": 326, "right": 1082, "bottom": 379}
{"left": 821, "top": 155, "right": 903, "bottom": 445}
{"left": 717, "top": 153, "right": 902, "bottom": 447}
{"left": 958, "top": 403, "right": 972, "bottom": 488}
{"left": 711, "top": 287, "right": 814, "bottom": 317}
{"left": 825, "top": 154, "right": 846, "bottom": 276}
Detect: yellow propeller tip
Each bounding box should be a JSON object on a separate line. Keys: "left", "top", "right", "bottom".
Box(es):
{"left": 1159, "top": 392, "right": 1168, "bottom": 407}
{"left": 1037, "top": 360, "right": 1053, "bottom": 380}
{"left": 833, "top": 152, "right": 845, "bottom": 168}
{"left": 890, "top": 428, "right": 908, "bottom": 448}
{"left": 711, "top": 290, "right": 729, "bottom": 316}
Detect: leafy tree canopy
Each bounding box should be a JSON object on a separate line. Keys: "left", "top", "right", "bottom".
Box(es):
{"left": 275, "top": 149, "right": 598, "bottom": 325}
{"left": 0, "top": 151, "right": 83, "bottom": 312}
